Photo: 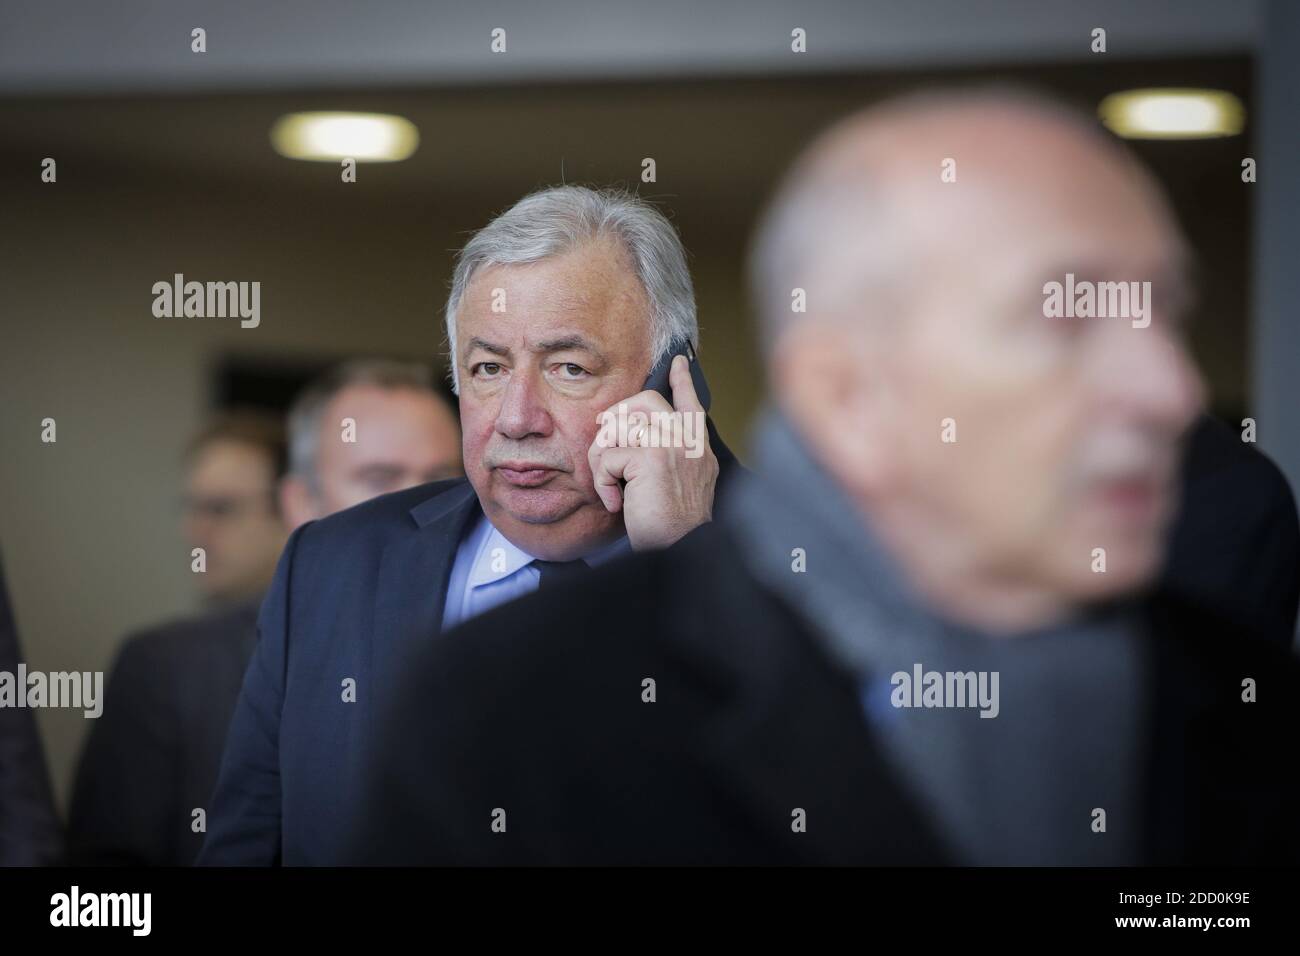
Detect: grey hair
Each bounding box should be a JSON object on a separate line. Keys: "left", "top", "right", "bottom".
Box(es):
{"left": 444, "top": 185, "right": 697, "bottom": 393}
{"left": 287, "top": 358, "right": 438, "bottom": 492}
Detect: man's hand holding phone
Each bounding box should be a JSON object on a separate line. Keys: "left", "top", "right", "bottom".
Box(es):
{"left": 589, "top": 355, "right": 719, "bottom": 551}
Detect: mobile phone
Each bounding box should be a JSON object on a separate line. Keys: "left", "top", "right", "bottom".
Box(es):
{"left": 643, "top": 339, "right": 711, "bottom": 412}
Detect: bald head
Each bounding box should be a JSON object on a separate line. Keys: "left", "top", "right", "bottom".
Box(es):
{"left": 752, "top": 88, "right": 1187, "bottom": 352}
{"left": 751, "top": 87, "right": 1204, "bottom": 633}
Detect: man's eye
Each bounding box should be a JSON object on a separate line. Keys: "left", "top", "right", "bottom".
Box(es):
{"left": 473, "top": 362, "right": 502, "bottom": 377}
{"left": 557, "top": 363, "right": 589, "bottom": 380}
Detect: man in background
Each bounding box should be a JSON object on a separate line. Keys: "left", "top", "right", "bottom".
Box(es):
{"left": 350, "top": 89, "right": 1299, "bottom": 865}
{"left": 182, "top": 413, "right": 292, "bottom": 608}
{"left": 278, "top": 360, "right": 463, "bottom": 527}
{"left": 68, "top": 362, "right": 459, "bottom": 865}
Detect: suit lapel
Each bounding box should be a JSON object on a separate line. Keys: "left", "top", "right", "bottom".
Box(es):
{"left": 371, "top": 481, "right": 481, "bottom": 706}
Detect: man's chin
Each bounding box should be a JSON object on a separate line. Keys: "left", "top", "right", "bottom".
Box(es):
{"left": 491, "top": 485, "right": 586, "bottom": 526}
{"left": 487, "top": 496, "right": 623, "bottom": 561}
{"left": 1064, "top": 542, "right": 1164, "bottom": 600}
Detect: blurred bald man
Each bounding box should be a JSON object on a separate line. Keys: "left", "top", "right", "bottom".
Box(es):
{"left": 69, "top": 362, "right": 459, "bottom": 865}
{"left": 351, "top": 88, "right": 1300, "bottom": 866}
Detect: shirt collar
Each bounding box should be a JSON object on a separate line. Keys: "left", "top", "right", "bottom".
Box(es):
{"left": 466, "top": 516, "right": 631, "bottom": 590}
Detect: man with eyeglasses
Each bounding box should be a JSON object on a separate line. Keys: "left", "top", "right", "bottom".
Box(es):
{"left": 68, "top": 367, "right": 462, "bottom": 865}
{"left": 180, "top": 412, "right": 293, "bottom": 607}
{"left": 67, "top": 411, "right": 290, "bottom": 866}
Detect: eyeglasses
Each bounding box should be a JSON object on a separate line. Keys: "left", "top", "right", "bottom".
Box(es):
{"left": 180, "top": 492, "right": 277, "bottom": 522}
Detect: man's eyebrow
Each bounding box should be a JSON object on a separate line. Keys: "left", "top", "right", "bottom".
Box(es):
{"left": 465, "top": 337, "right": 510, "bottom": 357}
{"left": 535, "top": 335, "right": 607, "bottom": 363}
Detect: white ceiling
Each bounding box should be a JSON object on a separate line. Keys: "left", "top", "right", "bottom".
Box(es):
{"left": 0, "top": 0, "right": 1260, "bottom": 96}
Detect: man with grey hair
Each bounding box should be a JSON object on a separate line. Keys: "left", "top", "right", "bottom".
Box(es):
{"left": 442, "top": 185, "right": 732, "bottom": 571}
{"left": 200, "top": 186, "right": 740, "bottom": 864}
{"left": 68, "top": 361, "right": 459, "bottom": 866}
{"left": 348, "top": 89, "right": 1299, "bottom": 866}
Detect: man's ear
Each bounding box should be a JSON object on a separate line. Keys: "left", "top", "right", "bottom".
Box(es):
{"left": 771, "top": 324, "right": 896, "bottom": 499}
{"left": 278, "top": 476, "right": 320, "bottom": 533}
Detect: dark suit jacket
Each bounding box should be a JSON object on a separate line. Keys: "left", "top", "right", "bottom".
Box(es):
{"left": 347, "top": 520, "right": 1300, "bottom": 865}
{"left": 0, "top": 554, "right": 63, "bottom": 866}
{"left": 66, "top": 600, "right": 259, "bottom": 866}
{"left": 1162, "top": 415, "right": 1300, "bottom": 646}
{"left": 200, "top": 434, "right": 743, "bottom": 865}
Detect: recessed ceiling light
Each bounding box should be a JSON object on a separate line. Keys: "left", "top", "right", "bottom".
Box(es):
{"left": 1098, "top": 88, "right": 1245, "bottom": 140}
{"left": 270, "top": 112, "right": 420, "bottom": 162}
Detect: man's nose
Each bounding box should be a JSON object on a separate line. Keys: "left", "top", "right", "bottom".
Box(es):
{"left": 1103, "top": 324, "right": 1205, "bottom": 432}
{"left": 494, "top": 369, "right": 554, "bottom": 440}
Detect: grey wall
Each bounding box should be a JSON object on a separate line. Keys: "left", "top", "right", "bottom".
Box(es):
{"left": 1251, "top": 0, "right": 1300, "bottom": 505}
